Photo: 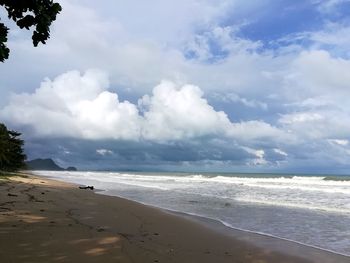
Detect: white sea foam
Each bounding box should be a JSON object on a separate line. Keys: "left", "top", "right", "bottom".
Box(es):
{"left": 36, "top": 170, "right": 350, "bottom": 214}
{"left": 234, "top": 197, "right": 349, "bottom": 214}
{"left": 34, "top": 171, "right": 350, "bottom": 256}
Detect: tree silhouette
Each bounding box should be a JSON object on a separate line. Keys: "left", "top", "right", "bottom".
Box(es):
{"left": 0, "top": 0, "right": 62, "bottom": 62}
{"left": 0, "top": 123, "right": 26, "bottom": 172}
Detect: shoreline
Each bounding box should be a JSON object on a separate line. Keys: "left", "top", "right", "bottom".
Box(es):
{"left": 168, "top": 210, "right": 350, "bottom": 260}
{"left": 96, "top": 190, "right": 350, "bottom": 260}
{"left": 30, "top": 174, "right": 350, "bottom": 258}
{"left": 1, "top": 173, "right": 349, "bottom": 263}
{"left": 168, "top": 209, "right": 350, "bottom": 258}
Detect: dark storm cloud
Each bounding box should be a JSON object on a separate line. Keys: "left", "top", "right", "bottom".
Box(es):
{"left": 24, "top": 136, "right": 256, "bottom": 171}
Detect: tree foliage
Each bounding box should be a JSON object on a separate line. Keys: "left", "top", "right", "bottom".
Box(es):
{"left": 0, "top": 123, "right": 26, "bottom": 172}
{"left": 0, "top": 0, "right": 62, "bottom": 62}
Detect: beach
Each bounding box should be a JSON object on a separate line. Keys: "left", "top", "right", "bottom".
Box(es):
{"left": 0, "top": 174, "right": 348, "bottom": 263}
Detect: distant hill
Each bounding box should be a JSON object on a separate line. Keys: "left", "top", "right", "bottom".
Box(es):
{"left": 25, "top": 158, "right": 77, "bottom": 171}
{"left": 66, "top": 166, "right": 77, "bottom": 171}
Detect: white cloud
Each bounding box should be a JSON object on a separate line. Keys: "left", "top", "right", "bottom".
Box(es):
{"left": 184, "top": 25, "right": 262, "bottom": 62}
{"left": 0, "top": 0, "right": 285, "bottom": 101}
{"left": 274, "top": 148, "right": 288, "bottom": 157}
{"left": 279, "top": 112, "right": 324, "bottom": 124}
{"left": 139, "top": 80, "right": 232, "bottom": 141}
{"left": 212, "top": 92, "right": 268, "bottom": 110}
{"left": 0, "top": 70, "right": 141, "bottom": 140}
{"left": 242, "top": 147, "right": 267, "bottom": 166}
{"left": 275, "top": 50, "right": 350, "bottom": 109}
{"left": 228, "top": 121, "right": 290, "bottom": 142}
{"left": 290, "top": 50, "right": 350, "bottom": 96}
{"left": 2, "top": 0, "right": 350, "bottom": 106}
{"left": 328, "top": 139, "right": 349, "bottom": 146}
{"left": 278, "top": 110, "right": 350, "bottom": 140}
{"left": 77, "top": 0, "right": 234, "bottom": 44}
{"left": 315, "top": 0, "right": 350, "bottom": 13}
{"left": 308, "top": 22, "right": 350, "bottom": 48}
{"left": 275, "top": 49, "right": 350, "bottom": 143}
{"left": 96, "top": 149, "right": 114, "bottom": 156}
{"left": 0, "top": 70, "right": 287, "bottom": 144}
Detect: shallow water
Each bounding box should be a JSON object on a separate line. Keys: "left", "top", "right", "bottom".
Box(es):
{"left": 34, "top": 171, "right": 350, "bottom": 256}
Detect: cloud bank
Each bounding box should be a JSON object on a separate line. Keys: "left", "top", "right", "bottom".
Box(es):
{"left": 1, "top": 70, "right": 285, "bottom": 143}
{"left": 1, "top": 69, "right": 294, "bottom": 170}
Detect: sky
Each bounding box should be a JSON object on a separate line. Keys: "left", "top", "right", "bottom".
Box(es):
{"left": 1, "top": 0, "right": 350, "bottom": 173}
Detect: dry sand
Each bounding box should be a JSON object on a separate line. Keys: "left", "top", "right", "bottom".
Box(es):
{"left": 0, "top": 174, "right": 349, "bottom": 263}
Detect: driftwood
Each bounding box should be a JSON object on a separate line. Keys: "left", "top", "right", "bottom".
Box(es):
{"left": 79, "top": 186, "right": 94, "bottom": 190}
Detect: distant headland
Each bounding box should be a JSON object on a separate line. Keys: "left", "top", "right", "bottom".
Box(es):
{"left": 25, "top": 158, "right": 77, "bottom": 171}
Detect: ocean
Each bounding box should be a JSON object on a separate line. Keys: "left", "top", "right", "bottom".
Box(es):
{"left": 34, "top": 171, "right": 350, "bottom": 256}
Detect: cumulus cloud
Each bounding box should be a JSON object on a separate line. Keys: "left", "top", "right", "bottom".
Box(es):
{"left": 139, "top": 80, "right": 232, "bottom": 141}
{"left": 0, "top": 70, "right": 141, "bottom": 140}
{"left": 1, "top": 70, "right": 286, "bottom": 144}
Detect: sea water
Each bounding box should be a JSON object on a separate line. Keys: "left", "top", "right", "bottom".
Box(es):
{"left": 34, "top": 171, "right": 350, "bottom": 256}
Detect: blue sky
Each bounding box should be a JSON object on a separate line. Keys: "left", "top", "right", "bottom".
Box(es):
{"left": 1, "top": 0, "right": 350, "bottom": 173}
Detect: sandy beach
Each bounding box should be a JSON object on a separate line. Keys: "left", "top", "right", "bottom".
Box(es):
{"left": 0, "top": 174, "right": 348, "bottom": 263}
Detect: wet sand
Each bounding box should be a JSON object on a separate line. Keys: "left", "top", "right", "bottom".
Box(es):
{"left": 0, "top": 174, "right": 348, "bottom": 263}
